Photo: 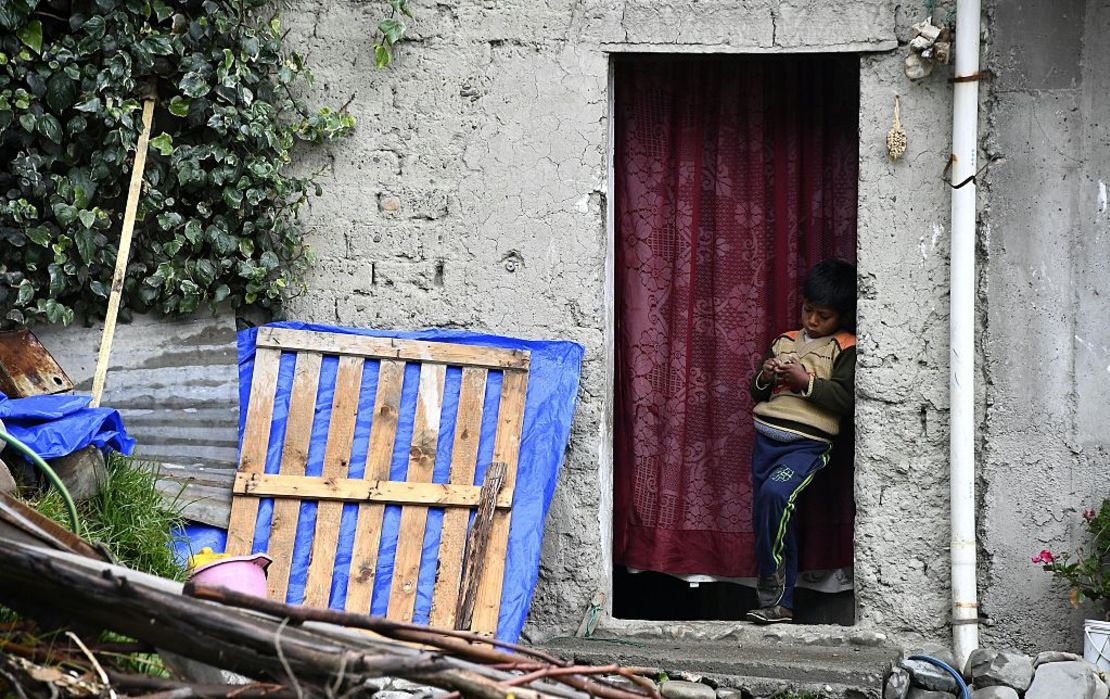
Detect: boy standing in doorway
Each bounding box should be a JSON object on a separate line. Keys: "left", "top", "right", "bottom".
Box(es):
{"left": 745, "top": 260, "right": 857, "bottom": 625}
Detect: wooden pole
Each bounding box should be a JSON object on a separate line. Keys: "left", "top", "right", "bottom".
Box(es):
{"left": 89, "top": 98, "right": 156, "bottom": 408}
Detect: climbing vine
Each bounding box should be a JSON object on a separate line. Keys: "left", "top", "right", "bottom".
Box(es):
{"left": 0, "top": 0, "right": 355, "bottom": 326}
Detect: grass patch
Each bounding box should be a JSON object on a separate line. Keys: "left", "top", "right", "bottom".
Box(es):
{"left": 30, "top": 452, "right": 187, "bottom": 580}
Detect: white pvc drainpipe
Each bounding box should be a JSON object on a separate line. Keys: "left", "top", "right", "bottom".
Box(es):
{"left": 949, "top": 0, "right": 982, "bottom": 669}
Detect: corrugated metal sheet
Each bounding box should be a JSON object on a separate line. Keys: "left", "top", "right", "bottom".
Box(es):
{"left": 34, "top": 312, "right": 240, "bottom": 470}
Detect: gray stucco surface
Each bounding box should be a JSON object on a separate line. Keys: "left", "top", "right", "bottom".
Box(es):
{"left": 979, "top": 0, "right": 1110, "bottom": 652}
{"left": 274, "top": 0, "right": 1106, "bottom": 652}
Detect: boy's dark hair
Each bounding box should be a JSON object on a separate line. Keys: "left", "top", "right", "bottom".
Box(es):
{"left": 803, "top": 259, "right": 857, "bottom": 332}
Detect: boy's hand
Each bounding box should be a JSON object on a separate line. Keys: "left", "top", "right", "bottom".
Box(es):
{"left": 760, "top": 358, "right": 780, "bottom": 381}
{"left": 776, "top": 361, "right": 811, "bottom": 393}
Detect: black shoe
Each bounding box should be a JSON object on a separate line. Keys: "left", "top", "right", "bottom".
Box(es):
{"left": 756, "top": 569, "right": 785, "bottom": 608}
{"left": 745, "top": 605, "right": 794, "bottom": 624}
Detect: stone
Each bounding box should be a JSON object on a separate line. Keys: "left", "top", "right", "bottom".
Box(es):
{"left": 901, "top": 658, "right": 959, "bottom": 693}
{"left": 716, "top": 689, "right": 744, "bottom": 699}
{"left": 851, "top": 630, "right": 889, "bottom": 647}
{"left": 46, "top": 446, "right": 107, "bottom": 502}
{"left": 904, "top": 52, "right": 935, "bottom": 80}
{"left": 390, "top": 679, "right": 434, "bottom": 693}
{"left": 1033, "top": 650, "right": 1084, "bottom": 668}
{"left": 0, "top": 458, "right": 16, "bottom": 495}
{"left": 965, "top": 649, "right": 1033, "bottom": 691}
{"left": 1026, "top": 660, "right": 1109, "bottom": 699}
{"left": 884, "top": 666, "right": 910, "bottom": 699}
{"left": 910, "top": 34, "right": 935, "bottom": 51}
{"left": 906, "top": 690, "right": 954, "bottom": 699}
{"left": 375, "top": 692, "right": 417, "bottom": 699}
{"left": 912, "top": 18, "right": 943, "bottom": 42}
{"left": 660, "top": 680, "right": 717, "bottom": 699}
{"left": 971, "top": 688, "right": 1019, "bottom": 699}
{"left": 907, "top": 647, "right": 959, "bottom": 671}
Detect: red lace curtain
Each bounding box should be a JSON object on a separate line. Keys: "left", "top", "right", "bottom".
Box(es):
{"left": 613, "top": 56, "right": 859, "bottom": 578}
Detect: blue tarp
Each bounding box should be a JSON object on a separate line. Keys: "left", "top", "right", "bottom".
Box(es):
{"left": 182, "top": 322, "right": 583, "bottom": 642}
{"left": 0, "top": 392, "right": 135, "bottom": 459}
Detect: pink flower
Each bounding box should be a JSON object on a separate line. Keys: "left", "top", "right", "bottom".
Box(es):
{"left": 1032, "top": 550, "right": 1055, "bottom": 564}
{"left": 1084, "top": 508, "right": 1098, "bottom": 522}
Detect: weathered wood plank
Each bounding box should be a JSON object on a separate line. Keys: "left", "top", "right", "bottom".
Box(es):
{"left": 225, "top": 347, "right": 282, "bottom": 556}
{"left": 387, "top": 364, "right": 447, "bottom": 623}
{"left": 429, "top": 367, "right": 488, "bottom": 629}
{"left": 469, "top": 370, "right": 529, "bottom": 634}
{"left": 344, "top": 360, "right": 405, "bottom": 614}
{"left": 233, "top": 473, "right": 512, "bottom": 508}
{"left": 266, "top": 352, "right": 323, "bottom": 603}
{"left": 454, "top": 461, "right": 506, "bottom": 631}
{"left": 303, "top": 355, "right": 365, "bottom": 608}
{"left": 257, "top": 328, "right": 530, "bottom": 370}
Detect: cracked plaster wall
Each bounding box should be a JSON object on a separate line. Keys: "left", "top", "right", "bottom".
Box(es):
{"left": 277, "top": 0, "right": 979, "bottom": 647}
{"left": 979, "top": 0, "right": 1110, "bottom": 653}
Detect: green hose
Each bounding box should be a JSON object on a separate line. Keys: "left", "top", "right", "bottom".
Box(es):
{"left": 0, "top": 427, "right": 82, "bottom": 535}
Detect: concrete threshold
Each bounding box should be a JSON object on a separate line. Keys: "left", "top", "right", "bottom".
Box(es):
{"left": 541, "top": 620, "right": 899, "bottom": 698}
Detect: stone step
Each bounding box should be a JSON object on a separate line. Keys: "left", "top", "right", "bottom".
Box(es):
{"left": 541, "top": 635, "right": 897, "bottom": 698}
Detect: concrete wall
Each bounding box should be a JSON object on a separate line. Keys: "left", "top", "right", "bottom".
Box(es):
{"left": 275, "top": 0, "right": 1105, "bottom": 650}
{"left": 979, "top": 0, "right": 1110, "bottom": 652}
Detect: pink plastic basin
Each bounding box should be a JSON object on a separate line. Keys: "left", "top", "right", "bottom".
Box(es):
{"left": 188, "top": 554, "right": 272, "bottom": 597}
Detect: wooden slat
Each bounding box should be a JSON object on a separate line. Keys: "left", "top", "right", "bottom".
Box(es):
{"left": 386, "top": 364, "right": 447, "bottom": 622}
{"left": 257, "top": 327, "right": 530, "bottom": 370}
{"left": 428, "top": 367, "right": 488, "bottom": 628}
{"left": 302, "top": 356, "right": 365, "bottom": 608}
{"left": 469, "top": 370, "right": 529, "bottom": 634}
{"left": 265, "top": 352, "right": 323, "bottom": 603}
{"left": 233, "top": 473, "right": 512, "bottom": 508}
{"left": 225, "top": 348, "right": 282, "bottom": 556}
{"left": 454, "top": 461, "right": 506, "bottom": 630}
{"left": 344, "top": 360, "right": 405, "bottom": 614}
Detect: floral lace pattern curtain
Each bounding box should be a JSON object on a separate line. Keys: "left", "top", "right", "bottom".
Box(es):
{"left": 613, "top": 56, "right": 859, "bottom": 578}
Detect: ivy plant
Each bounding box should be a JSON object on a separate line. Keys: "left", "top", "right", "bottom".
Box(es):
{"left": 0, "top": 0, "right": 355, "bottom": 326}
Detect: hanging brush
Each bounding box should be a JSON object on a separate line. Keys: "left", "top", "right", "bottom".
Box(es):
{"left": 887, "top": 95, "right": 908, "bottom": 162}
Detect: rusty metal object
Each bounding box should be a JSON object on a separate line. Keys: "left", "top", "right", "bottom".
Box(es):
{"left": 0, "top": 328, "right": 74, "bottom": 398}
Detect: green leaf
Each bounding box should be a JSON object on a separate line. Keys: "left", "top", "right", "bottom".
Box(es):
{"left": 145, "top": 35, "right": 174, "bottom": 56}
{"left": 388, "top": 0, "right": 413, "bottom": 18}
{"left": 25, "top": 226, "right": 51, "bottom": 246}
{"left": 75, "top": 229, "right": 96, "bottom": 262}
{"left": 168, "top": 95, "right": 191, "bottom": 117}
{"left": 74, "top": 97, "right": 102, "bottom": 112}
{"left": 183, "top": 219, "right": 202, "bottom": 244}
{"left": 17, "top": 20, "right": 43, "bottom": 55}
{"left": 46, "top": 73, "right": 78, "bottom": 112}
{"left": 16, "top": 280, "right": 34, "bottom": 305}
{"left": 238, "top": 238, "right": 254, "bottom": 256}
{"left": 259, "top": 250, "right": 279, "bottom": 270}
{"left": 157, "top": 211, "right": 182, "bottom": 230}
{"left": 150, "top": 132, "right": 174, "bottom": 156}
{"left": 213, "top": 284, "right": 230, "bottom": 303}
{"left": 89, "top": 280, "right": 107, "bottom": 298}
{"left": 48, "top": 263, "right": 65, "bottom": 296}
{"left": 52, "top": 203, "right": 78, "bottom": 226}
{"left": 43, "top": 298, "right": 62, "bottom": 324}
{"left": 179, "top": 73, "right": 210, "bottom": 98}
{"left": 153, "top": 0, "right": 173, "bottom": 21}
{"left": 373, "top": 44, "right": 391, "bottom": 69}
{"left": 38, "top": 113, "right": 63, "bottom": 144}
{"left": 18, "top": 113, "right": 36, "bottom": 133}
{"left": 378, "top": 18, "right": 405, "bottom": 45}
{"left": 78, "top": 209, "right": 96, "bottom": 229}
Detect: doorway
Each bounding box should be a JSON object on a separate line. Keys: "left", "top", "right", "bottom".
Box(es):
{"left": 610, "top": 54, "right": 859, "bottom": 623}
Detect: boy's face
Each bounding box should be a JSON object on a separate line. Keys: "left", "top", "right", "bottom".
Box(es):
{"left": 801, "top": 299, "right": 841, "bottom": 338}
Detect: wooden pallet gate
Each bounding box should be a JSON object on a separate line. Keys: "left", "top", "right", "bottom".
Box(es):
{"left": 224, "top": 327, "right": 530, "bottom": 634}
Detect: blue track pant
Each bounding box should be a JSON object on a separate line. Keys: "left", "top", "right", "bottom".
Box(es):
{"left": 751, "top": 431, "right": 832, "bottom": 610}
